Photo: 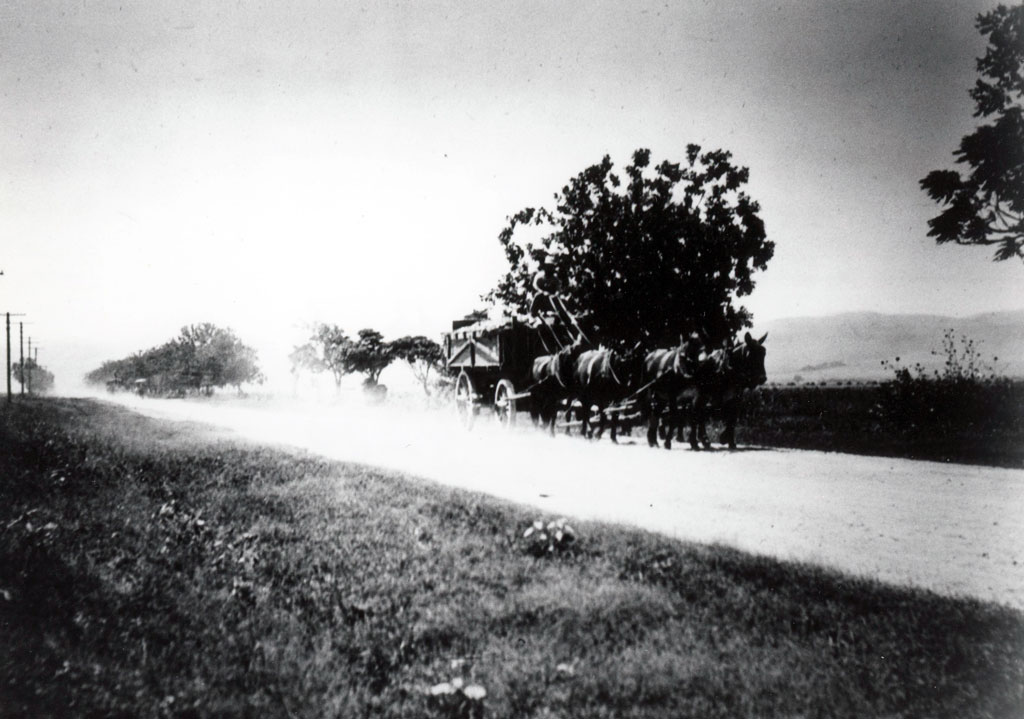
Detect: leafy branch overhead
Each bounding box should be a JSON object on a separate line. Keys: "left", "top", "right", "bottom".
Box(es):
{"left": 920, "top": 4, "right": 1024, "bottom": 262}
{"left": 490, "top": 146, "right": 773, "bottom": 349}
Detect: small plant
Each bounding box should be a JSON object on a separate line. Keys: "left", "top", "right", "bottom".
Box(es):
{"left": 426, "top": 676, "right": 487, "bottom": 719}
{"left": 521, "top": 517, "right": 577, "bottom": 557}
{"left": 876, "top": 330, "right": 1008, "bottom": 436}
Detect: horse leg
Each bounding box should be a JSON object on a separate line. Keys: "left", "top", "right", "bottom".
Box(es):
{"left": 609, "top": 409, "right": 619, "bottom": 444}
{"left": 579, "top": 400, "right": 592, "bottom": 439}
{"left": 593, "top": 404, "right": 605, "bottom": 440}
{"left": 675, "top": 394, "right": 687, "bottom": 443}
{"left": 696, "top": 397, "right": 710, "bottom": 449}
{"left": 646, "top": 393, "right": 660, "bottom": 448}
{"left": 688, "top": 396, "right": 701, "bottom": 450}
{"left": 663, "top": 396, "right": 674, "bottom": 450}
{"left": 721, "top": 397, "right": 738, "bottom": 449}
{"left": 544, "top": 398, "right": 557, "bottom": 437}
{"left": 698, "top": 400, "right": 712, "bottom": 449}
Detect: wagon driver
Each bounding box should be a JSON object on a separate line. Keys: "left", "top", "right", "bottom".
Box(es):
{"left": 530, "top": 259, "right": 569, "bottom": 349}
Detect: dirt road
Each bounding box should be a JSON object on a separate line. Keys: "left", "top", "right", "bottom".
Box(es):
{"left": 107, "top": 395, "right": 1024, "bottom": 610}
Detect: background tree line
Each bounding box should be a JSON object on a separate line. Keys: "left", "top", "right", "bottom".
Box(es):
{"left": 289, "top": 324, "right": 444, "bottom": 396}
{"left": 15, "top": 357, "right": 54, "bottom": 394}
{"left": 85, "top": 324, "right": 263, "bottom": 396}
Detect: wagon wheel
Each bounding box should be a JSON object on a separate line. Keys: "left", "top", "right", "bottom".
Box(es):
{"left": 493, "top": 379, "right": 517, "bottom": 429}
{"left": 454, "top": 371, "right": 477, "bottom": 430}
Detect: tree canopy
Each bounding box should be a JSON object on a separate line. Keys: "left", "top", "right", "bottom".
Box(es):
{"left": 16, "top": 357, "right": 54, "bottom": 394}
{"left": 920, "top": 4, "right": 1024, "bottom": 262}
{"left": 294, "top": 324, "right": 355, "bottom": 389}
{"left": 290, "top": 324, "right": 398, "bottom": 389}
{"left": 347, "top": 329, "right": 393, "bottom": 386}
{"left": 390, "top": 335, "right": 444, "bottom": 395}
{"left": 84, "top": 324, "right": 263, "bottom": 395}
{"left": 490, "top": 147, "right": 773, "bottom": 348}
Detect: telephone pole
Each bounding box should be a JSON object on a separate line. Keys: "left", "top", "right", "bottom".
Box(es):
{"left": 19, "top": 322, "right": 23, "bottom": 395}
{"left": 29, "top": 346, "right": 40, "bottom": 396}
{"left": 3, "top": 313, "right": 24, "bottom": 401}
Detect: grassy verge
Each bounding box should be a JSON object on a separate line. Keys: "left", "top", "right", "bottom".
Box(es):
{"left": 728, "top": 383, "right": 1024, "bottom": 469}
{"left": 2, "top": 398, "right": 1022, "bottom": 718}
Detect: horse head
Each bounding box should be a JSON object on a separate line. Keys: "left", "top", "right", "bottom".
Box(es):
{"left": 732, "top": 331, "right": 768, "bottom": 388}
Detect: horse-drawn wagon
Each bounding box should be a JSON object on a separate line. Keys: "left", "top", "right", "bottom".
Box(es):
{"left": 441, "top": 297, "right": 768, "bottom": 449}
{"left": 442, "top": 316, "right": 545, "bottom": 428}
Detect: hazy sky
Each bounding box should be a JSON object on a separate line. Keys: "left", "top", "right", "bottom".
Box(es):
{"left": 2, "top": 0, "right": 1021, "bottom": 387}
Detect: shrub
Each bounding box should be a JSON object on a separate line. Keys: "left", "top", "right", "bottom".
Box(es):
{"left": 876, "top": 330, "right": 1014, "bottom": 436}
{"left": 521, "top": 518, "right": 577, "bottom": 558}
{"left": 426, "top": 676, "right": 487, "bottom": 719}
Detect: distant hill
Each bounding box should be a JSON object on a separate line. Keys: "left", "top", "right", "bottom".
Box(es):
{"left": 758, "top": 310, "right": 1024, "bottom": 383}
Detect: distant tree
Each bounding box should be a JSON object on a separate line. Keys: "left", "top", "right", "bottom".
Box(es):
{"left": 347, "top": 329, "right": 394, "bottom": 386}
{"left": 920, "top": 4, "right": 1024, "bottom": 262}
{"left": 299, "top": 323, "right": 355, "bottom": 391}
{"left": 16, "top": 358, "right": 54, "bottom": 394}
{"left": 34, "top": 365, "right": 55, "bottom": 394}
{"left": 288, "top": 342, "right": 323, "bottom": 376}
{"left": 490, "top": 147, "right": 773, "bottom": 349}
{"left": 390, "top": 335, "right": 444, "bottom": 395}
{"left": 176, "top": 324, "right": 263, "bottom": 394}
{"left": 220, "top": 338, "right": 264, "bottom": 393}
{"left": 84, "top": 359, "right": 126, "bottom": 388}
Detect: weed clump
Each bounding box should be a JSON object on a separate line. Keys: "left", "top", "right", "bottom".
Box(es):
{"left": 737, "top": 330, "right": 1024, "bottom": 467}
{"left": 520, "top": 518, "right": 577, "bottom": 558}
{"left": 876, "top": 330, "right": 1019, "bottom": 438}
{"left": 426, "top": 675, "right": 487, "bottom": 719}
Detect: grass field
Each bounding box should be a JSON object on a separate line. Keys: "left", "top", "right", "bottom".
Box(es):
{"left": 2, "top": 398, "right": 1022, "bottom": 718}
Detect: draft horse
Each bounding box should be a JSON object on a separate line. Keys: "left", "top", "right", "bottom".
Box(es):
{"left": 686, "top": 332, "right": 768, "bottom": 450}
{"left": 643, "top": 338, "right": 704, "bottom": 449}
{"left": 572, "top": 346, "right": 644, "bottom": 442}
{"left": 529, "top": 339, "right": 587, "bottom": 435}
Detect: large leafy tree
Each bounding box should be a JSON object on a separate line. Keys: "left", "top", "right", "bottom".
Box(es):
{"left": 490, "top": 147, "right": 773, "bottom": 349}
{"left": 390, "top": 335, "right": 444, "bottom": 395}
{"left": 920, "top": 4, "right": 1024, "bottom": 262}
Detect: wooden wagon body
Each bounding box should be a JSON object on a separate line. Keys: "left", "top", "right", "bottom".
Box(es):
{"left": 442, "top": 317, "right": 546, "bottom": 427}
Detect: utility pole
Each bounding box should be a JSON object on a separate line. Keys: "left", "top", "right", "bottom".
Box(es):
{"left": 5, "top": 313, "right": 9, "bottom": 403}
{"left": 30, "top": 347, "right": 39, "bottom": 396}
{"left": 3, "top": 313, "right": 26, "bottom": 403}
{"left": 27, "top": 337, "right": 32, "bottom": 395}
{"left": 19, "top": 322, "right": 23, "bottom": 395}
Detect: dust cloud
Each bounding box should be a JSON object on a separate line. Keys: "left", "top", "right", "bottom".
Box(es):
{"left": 87, "top": 388, "right": 1024, "bottom": 610}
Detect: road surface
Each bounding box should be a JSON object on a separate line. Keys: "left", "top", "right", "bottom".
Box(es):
{"left": 104, "top": 394, "right": 1024, "bottom": 610}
